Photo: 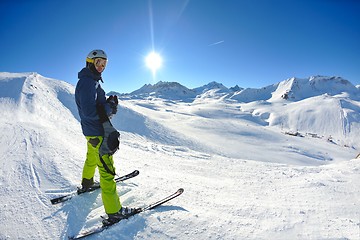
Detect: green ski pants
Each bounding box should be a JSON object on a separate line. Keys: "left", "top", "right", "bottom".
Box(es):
{"left": 82, "top": 136, "right": 122, "bottom": 214}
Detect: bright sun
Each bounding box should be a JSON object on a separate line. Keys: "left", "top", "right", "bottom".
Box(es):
{"left": 145, "top": 51, "right": 162, "bottom": 75}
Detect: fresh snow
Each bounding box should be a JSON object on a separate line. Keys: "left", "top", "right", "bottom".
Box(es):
{"left": 0, "top": 72, "right": 359, "bottom": 239}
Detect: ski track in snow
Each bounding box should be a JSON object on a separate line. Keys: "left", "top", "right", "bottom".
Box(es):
{"left": 0, "top": 72, "right": 359, "bottom": 240}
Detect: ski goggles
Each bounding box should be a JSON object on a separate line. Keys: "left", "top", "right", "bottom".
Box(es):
{"left": 94, "top": 58, "right": 107, "bottom": 68}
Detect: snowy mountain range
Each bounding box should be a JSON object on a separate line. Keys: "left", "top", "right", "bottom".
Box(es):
{"left": 0, "top": 72, "right": 359, "bottom": 239}
{"left": 111, "top": 75, "right": 360, "bottom": 149}
{"left": 112, "top": 75, "right": 360, "bottom": 102}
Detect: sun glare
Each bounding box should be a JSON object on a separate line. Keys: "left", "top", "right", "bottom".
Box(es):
{"left": 145, "top": 51, "right": 162, "bottom": 76}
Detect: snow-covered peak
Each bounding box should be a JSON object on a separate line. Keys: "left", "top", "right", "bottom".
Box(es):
{"left": 229, "top": 85, "right": 243, "bottom": 92}
{"left": 270, "top": 76, "right": 359, "bottom": 102}
{"left": 129, "top": 81, "right": 196, "bottom": 101}
{"left": 193, "top": 81, "right": 229, "bottom": 94}
{"left": 308, "top": 75, "right": 357, "bottom": 94}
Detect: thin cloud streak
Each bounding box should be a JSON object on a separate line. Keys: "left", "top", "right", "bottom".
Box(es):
{"left": 208, "top": 40, "right": 225, "bottom": 47}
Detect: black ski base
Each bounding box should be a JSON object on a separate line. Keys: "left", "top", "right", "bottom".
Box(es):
{"left": 50, "top": 170, "right": 139, "bottom": 205}
{"left": 69, "top": 188, "right": 184, "bottom": 239}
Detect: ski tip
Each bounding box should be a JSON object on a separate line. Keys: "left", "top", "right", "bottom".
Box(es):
{"left": 50, "top": 197, "right": 64, "bottom": 205}
{"left": 178, "top": 188, "right": 184, "bottom": 194}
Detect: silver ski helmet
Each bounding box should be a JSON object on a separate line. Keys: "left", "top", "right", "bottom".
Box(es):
{"left": 86, "top": 49, "right": 107, "bottom": 62}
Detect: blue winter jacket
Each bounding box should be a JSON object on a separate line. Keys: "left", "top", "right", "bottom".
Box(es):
{"left": 75, "top": 67, "right": 111, "bottom": 136}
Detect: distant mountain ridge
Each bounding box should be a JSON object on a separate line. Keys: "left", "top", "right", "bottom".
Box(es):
{"left": 110, "top": 75, "right": 360, "bottom": 103}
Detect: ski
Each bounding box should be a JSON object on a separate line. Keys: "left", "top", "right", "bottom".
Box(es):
{"left": 69, "top": 188, "right": 184, "bottom": 240}
{"left": 50, "top": 170, "right": 139, "bottom": 205}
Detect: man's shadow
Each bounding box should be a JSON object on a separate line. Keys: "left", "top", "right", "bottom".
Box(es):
{"left": 44, "top": 190, "right": 101, "bottom": 239}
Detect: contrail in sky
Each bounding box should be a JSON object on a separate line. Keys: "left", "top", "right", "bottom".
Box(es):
{"left": 208, "top": 40, "right": 225, "bottom": 46}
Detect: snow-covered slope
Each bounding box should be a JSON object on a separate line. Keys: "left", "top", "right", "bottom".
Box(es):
{"left": 0, "top": 72, "right": 83, "bottom": 239}
{"left": 0, "top": 72, "right": 359, "bottom": 239}
{"left": 237, "top": 76, "right": 360, "bottom": 148}
{"left": 230, "top": 84, "right": 278, "bottom": 103}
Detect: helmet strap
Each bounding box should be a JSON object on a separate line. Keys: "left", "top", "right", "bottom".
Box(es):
{"left": 86, "top": 57, "right": 95, "bottom": 63}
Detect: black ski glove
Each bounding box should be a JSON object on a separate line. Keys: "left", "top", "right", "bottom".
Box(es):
{"left": 107, "top": 95, "right": 118, "bottom": 115}
{"left": 96, "top": 103, "right": 109, "bottom": 124}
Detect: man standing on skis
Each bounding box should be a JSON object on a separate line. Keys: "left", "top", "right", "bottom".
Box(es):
{"left": 75, "top": 49, "right": 137, "bottom": 224}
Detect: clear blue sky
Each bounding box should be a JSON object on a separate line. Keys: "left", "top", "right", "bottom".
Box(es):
{"left": 1, "top": 0, "right": 360, "bottom": 93}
